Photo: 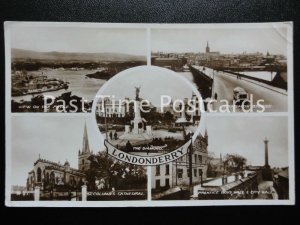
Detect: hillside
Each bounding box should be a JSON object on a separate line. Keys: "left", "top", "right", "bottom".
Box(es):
{"left": 12, "top": 48, "right": 146, "bottom": 62}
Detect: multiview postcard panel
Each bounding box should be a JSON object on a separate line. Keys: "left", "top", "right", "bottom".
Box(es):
{"left": 5, "top": 22, "right": 294, "bottom": 206}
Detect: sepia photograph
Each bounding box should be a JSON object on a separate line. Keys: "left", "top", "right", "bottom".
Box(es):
{"left": 8, "top": 24, "right": 147, "bottom": 113}
{"left": 95, "top": 66, "right": 203, "bottom": 162}
{"left": 151, "top": 26, "right": 289, "bottom": 112}
{"left": 151, "top": 116, "right": 289, "bottom": 200}
{"left": 5, "top": 22, "right": 294, "bottom": 207}
{"left": 9, "top": 116, "right": 147, "bottom": 201}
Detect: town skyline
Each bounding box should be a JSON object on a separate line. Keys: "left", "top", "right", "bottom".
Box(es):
{"left": 151, "top": 27, "right": 288, "bottom": 56}
{"left": 151, "top": 48, "right": 285, "bottom": 56}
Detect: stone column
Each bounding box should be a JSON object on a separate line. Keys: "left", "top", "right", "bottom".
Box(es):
{"left": 133, "top": 100, "right": 142, "bottom": 134}
{"left": 264, "top": 138, "right": 270, "bottom": 168}
{"left": 81, "top": 185, "right": 87, "bottom": 201}
{"left": 34, "top": 186, "right": 40, "bottom": 201}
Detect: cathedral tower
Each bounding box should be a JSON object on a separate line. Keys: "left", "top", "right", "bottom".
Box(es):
{"left": 206, "top": 41, "right": 210, "bottom": 53}
{"left": 78, "top": 121, "right": 92, "bottom": 171}
{"left": 203, "top": 128, "right": 209, "bottom": 149}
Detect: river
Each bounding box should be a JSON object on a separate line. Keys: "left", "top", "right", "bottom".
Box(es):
{"left": 12, "top": 69, "right": 196, "bottom": 103}
{"left": 12, "top": 68, "right": 106, "bottom": 102}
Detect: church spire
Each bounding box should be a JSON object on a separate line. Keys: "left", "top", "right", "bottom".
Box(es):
{"left": 204, "top": 128, "right": 208, "bottom": 138}
{"left": 206, "top": 41, "right": 210, "bottom": 53}
{"left": 82, "top": 121, "right": 90, "bottom": 153}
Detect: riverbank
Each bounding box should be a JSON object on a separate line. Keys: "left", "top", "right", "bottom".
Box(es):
{"left": 85, "top": 70, "right": 114, "bottom": 80}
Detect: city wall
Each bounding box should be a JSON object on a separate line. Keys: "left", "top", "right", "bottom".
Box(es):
{"left": 189, "top": 66, "right": 213, "bottom": 99}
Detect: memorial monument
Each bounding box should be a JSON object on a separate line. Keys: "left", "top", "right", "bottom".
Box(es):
{"left": 119, "top": 87, "right": 153, "bottom": 141}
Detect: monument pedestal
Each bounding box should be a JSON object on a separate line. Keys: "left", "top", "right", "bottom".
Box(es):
{"left": 119, "top": 132, "right": 152, "bottom": 141}
{"left": 262, "top": 139, "right": 272, "bottom": 181}
{"left": 119, "top": 87, "right": 153, "bottom": 141}
{"left": 262, "top": 166, "right": 273, "bottom": 181}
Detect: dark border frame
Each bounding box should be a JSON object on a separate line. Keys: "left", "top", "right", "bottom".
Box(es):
{"left": 0, "top": 0, "right": 299, "bottom": 224}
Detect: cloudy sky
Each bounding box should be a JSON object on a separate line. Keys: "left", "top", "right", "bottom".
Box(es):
{"left": 152, "top": 27, "right": 288, "bottom": 55}
{"left": 97, "top": 66, "right": 198, "bottom": 107}
{"left": 9, "top": 24, "right": 288, "bottom": 57}
{"left": 10, "top": 25, "right": 147, "bottom": 55}
{"left": 205, "top": 116, "right": 288, "bottom": 167}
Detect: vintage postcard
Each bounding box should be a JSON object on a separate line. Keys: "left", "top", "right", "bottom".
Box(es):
{"left": 5, "top": 22, "right": 294, "bottom": 206}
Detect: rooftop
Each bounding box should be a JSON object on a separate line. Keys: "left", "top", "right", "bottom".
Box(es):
{"left": 278, "top": 168, "right": 289, "bottom": 179}
{"left": 34, "top": 158, "right": 84, "bottom": 175}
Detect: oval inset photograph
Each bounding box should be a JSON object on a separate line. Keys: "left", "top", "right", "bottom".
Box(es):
{"left": 92, "top": 66, "right": 205, "bottom": 165}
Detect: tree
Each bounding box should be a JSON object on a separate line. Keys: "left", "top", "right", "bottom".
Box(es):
{"left": 86, "top": 152, "right": 147, "bottom": 190}
{"left": 224, "top": 154, "right": 246, "bottom": 173}
{"left": 163, "top": 111, "right": 174, "bottom": 124}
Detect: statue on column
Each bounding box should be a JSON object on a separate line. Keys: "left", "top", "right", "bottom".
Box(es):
{"left": 135, "top": 86, "right": 141, "bottom": 101}
{"left": 119, "top": 86, "right": 152, "bottom": 140}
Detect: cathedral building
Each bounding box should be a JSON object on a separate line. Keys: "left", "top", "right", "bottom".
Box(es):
{"left": 26, "top": 122, "right": 92, "bottom": 191}
{"left": 206, "top": 41, "right": 210, "bottom": 53}
{"left": 78, "top": 122, "right": 92, "bottom": 171}
{"left": 199, "top": 41, "right": 220, "bottom": 60}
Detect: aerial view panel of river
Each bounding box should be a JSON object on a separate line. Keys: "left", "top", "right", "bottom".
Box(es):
{"left": 12, "top": 69, "right": 106, "bottom": 102}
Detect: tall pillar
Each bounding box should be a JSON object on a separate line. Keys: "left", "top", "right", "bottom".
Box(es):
{"left": 81, "top": 185, "right": 87, "bottom": 201}
{"left": 34, "top": 186, "right": 40, "bottom": 201}
{"left": 264, "top": 138, "right": 270, "bottom": 168}
{"left": 133, "top": 100, "right": 142, "bottom": 134}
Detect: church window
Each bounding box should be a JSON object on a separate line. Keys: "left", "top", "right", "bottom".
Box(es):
{"left": 37, "top": 167, "right": 42, "bottom": 182}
